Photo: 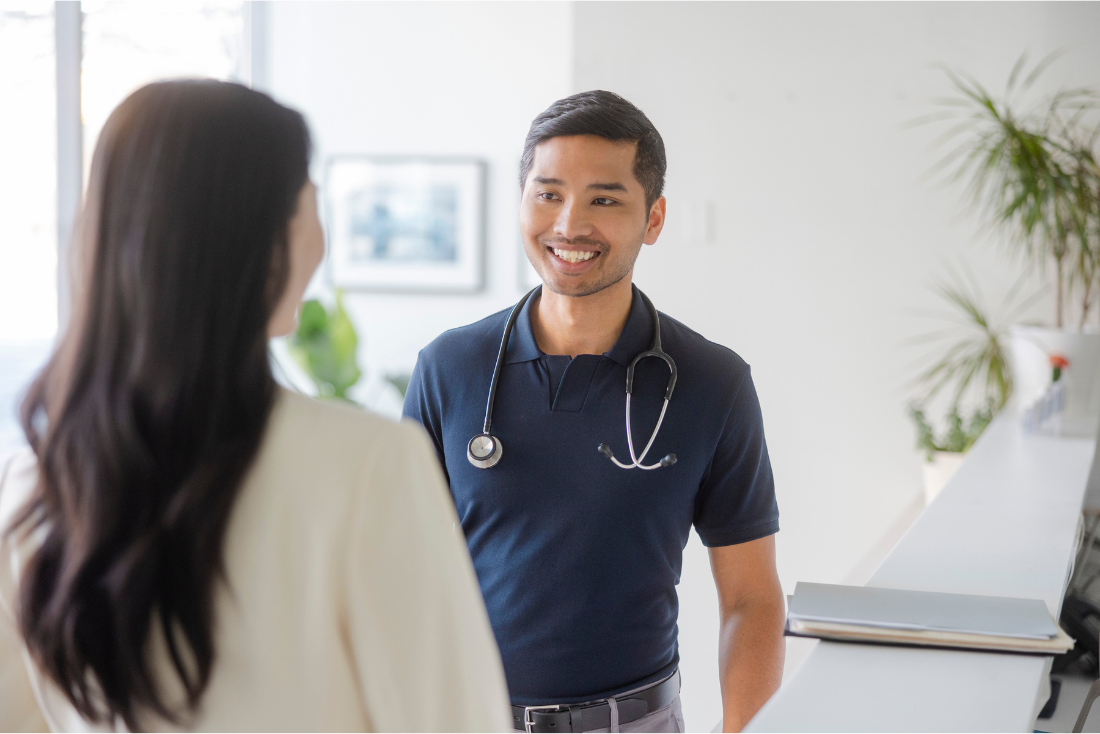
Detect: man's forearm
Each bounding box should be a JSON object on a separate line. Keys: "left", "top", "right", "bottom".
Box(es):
{"left": 717, "top": 595, "right": 785, "bottom": 732}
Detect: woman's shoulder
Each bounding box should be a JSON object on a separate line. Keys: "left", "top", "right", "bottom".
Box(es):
{"left": 274, "top": 386, "right": 396, "bottom": 433}
{"left": 0, "top": 449, "right": 38, "bottom": 534}
{"left": 241, "top": 389, "right": 448, "bottom": 560}
{"left": 256, "top": 388, "right": 434, "bottom": 494}
{"left": 270, "top": 387, "right": 423, "bottom": 448}
{"left": 0, "top": 450, "right": 42, "bottom": 641}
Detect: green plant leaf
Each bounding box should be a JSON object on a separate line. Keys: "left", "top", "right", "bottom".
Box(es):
{"left": 297, "top": 300, "right": 328, "bottom": 339}
{"left": 907, "top": 263, "right": 1024, "bottom": 416}
{"left": 288, "top": 291, "right": 363, "bottom": 402}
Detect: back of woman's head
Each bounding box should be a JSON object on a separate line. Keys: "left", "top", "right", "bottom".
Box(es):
{"left": 12, "top": 79, "right": 311, "bottom": 728}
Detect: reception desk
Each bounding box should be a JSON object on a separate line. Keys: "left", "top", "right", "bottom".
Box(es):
{"left": 746, "top": 413, "right": 1100, "bottom": 732}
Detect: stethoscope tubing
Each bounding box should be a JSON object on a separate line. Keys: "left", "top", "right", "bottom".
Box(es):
{"left": 470, "top": 286, "right": 677, "bottom": 470}
{"left": 481, "top": 287, "right": 537, "bottom": 437}
{"left": 605, "top": 394, "right": 671, "bottom": 470}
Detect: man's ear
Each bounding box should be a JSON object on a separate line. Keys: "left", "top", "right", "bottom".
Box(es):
{"left": 643, "top": 196, "right": 667, "bottom": 245}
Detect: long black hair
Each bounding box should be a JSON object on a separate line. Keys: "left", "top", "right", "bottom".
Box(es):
{"left": 10, "top": 79, "right": 310, "bottom": 728}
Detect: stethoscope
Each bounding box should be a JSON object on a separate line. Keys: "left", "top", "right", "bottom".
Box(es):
{"left": 466, "top": 286, "right": 678, "bottom": 471}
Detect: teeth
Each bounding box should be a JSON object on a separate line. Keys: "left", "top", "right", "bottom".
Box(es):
{"left": 553, "top": 248, "right": 596, "bottom": 263}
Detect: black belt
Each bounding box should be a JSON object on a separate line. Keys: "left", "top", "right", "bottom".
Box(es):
{"left": 511, "top": 670, "right": 680, "bottom": 733}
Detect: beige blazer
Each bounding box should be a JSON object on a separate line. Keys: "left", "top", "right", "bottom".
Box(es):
{"left": 0, "top": 388, "right": 512, "bottom": 732}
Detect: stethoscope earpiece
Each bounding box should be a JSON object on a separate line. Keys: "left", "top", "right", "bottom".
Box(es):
{"left": 598, "top": 442, "right": 678, "bottom": 470}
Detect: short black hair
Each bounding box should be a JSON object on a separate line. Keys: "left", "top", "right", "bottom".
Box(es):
{"left": 520, "top": 90, "right": 666, "bottom": 210}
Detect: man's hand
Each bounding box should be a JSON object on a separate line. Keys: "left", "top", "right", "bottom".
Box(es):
{"left": 710, "top": 535, "right": 785, "bottom": 733}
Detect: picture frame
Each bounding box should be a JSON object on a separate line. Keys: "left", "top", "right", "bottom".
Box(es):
{"left": 325, "top": 156, "right": 486, "bottom": 293}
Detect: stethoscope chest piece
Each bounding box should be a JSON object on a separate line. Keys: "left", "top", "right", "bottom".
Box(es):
{"left": 467, "top": 434, "right": 503, "bottom": 469}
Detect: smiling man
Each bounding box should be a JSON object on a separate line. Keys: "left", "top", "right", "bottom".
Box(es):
{"left": 403, "top": 91, "right": 784, "bottom": 733}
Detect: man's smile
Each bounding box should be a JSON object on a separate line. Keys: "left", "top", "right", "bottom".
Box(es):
{"left": 550, "top": 247, "right": 599, "bottom": 263}
{"left": 546, "top": 245, "right": 602, "bottom": 272}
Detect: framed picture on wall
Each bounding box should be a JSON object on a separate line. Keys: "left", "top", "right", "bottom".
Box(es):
{"left": 326, "top": 156, "right": 486, "bottom": 293}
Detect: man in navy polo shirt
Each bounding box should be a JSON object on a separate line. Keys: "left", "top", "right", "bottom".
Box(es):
{"left": 404, "top": 91, "right": 783, "bottom": 733}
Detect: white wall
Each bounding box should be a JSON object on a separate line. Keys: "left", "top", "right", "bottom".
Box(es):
{"left": 267, "top": 1, "right": 574, "bottom": 412}
{"left": 267, "top": 3, "right": 1100, "bottom": 731}
{"left": 573, "top": 2, "right": 1100, "bottom": 729}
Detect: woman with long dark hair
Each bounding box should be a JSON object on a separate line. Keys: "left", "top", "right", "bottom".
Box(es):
{"left": 0, "top": 80, "right": 510, "bottom": 732}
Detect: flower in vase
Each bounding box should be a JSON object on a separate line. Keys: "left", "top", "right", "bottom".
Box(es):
{"left": 1050, "top": 353, "right": 1069, "bottom": 383}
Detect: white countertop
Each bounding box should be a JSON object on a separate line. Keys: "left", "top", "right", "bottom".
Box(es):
{"left": 746, "top": 414, "right": 1100, "bottom": 732}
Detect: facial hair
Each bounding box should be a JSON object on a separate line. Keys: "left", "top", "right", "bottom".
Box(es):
{"left": 534, "top": 229, "right": 645, "bottom": 299}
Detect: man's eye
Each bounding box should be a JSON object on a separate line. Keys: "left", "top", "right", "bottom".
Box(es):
{"left": 539, "top": 192, "right": 559, "bottom": 201}
{"left": 593, "top": 197, "right": 616, "bottom": 206}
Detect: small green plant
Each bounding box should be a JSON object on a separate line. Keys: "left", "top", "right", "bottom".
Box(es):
{"left": 909, "top": 403, "right": 994, "bottom": 461}
{"left": 906, "top": 265, "right": 1042, "bottom": 457}
{"left": 909, "top": 266, "right": 1038, "bottom": 410}
{"left": 288, "top": 291, "right": 362, "bottom": 402}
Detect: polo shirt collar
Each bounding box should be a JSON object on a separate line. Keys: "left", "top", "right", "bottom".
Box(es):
{"left": 504, "top": 283, "right": 654, "bottom": 367}
{"left": 503, "top": 287, "right": 544, "bottom": 364}
{"left": 605, "top": 284, "right": 654, "bottom": 367}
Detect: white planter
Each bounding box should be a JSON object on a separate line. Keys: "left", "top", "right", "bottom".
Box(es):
{"left": 1009, "top": 325, "right": 1100, "bottom": 423}
{"left": 922, "top": 450, "right": 966, "bottom": 505}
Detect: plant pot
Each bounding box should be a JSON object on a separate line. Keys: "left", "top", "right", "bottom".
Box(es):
{"left": 1009, "top": 326, "right": 1100, "bottom": 424}
{"left": 922, "top": 450, "right": 966, "bottom": 505}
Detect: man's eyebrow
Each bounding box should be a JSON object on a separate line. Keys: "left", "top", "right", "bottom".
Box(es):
{"left": 587, "top": 182, "right": 628, "bottom": 192}
{"left": 531, "top": 177, "right": 628, "bottom": 193}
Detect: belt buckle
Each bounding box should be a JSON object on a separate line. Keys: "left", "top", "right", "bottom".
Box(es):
{"left": 523, "top": 704, "right": 562, "bottom": 733}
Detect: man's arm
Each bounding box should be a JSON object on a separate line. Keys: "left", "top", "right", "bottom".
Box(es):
{"left": 710, "top": 535, "right": 785, "bottom": 733}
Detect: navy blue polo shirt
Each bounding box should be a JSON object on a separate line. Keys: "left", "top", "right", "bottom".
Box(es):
{"left": 403, "top": 284, "right": 778, "bottom": 705}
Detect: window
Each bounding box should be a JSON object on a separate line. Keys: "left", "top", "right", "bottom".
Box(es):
{"left": 0, "top": 3, "right": 57, "bottom": 345}
{"left": 0, "top": 3, "right": 56, "bottom": 456}
{"left": 0, "top": 1, "right": 251, "bottom": 460}
{"left": 80, "top": 1, "right": 248, "bottom": 179}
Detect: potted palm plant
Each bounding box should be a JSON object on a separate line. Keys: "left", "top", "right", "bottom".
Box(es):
{"left": 930, "top": 54, "right": 1100, "bottom": 423}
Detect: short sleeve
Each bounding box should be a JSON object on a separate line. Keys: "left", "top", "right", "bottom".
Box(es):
{"left": 402, "top": 351, "right": 449, "bottom": 482}
{"left": 692, "top": 368, "right": 780, "bottom": 547}
{"left": 343, "top": 421, "right": 511, "bottom": 732}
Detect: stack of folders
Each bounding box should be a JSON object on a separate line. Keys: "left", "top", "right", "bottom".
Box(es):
{"left": 786, "top": 582, "right": 1075, "bottom": 655}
